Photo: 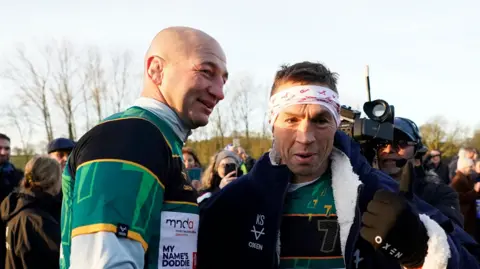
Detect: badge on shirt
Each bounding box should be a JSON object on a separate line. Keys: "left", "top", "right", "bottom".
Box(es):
{"left": 159, "top": 212, "right": 199, "bottom": 269}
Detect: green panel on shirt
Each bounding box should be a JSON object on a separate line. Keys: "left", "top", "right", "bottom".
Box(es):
{"left": 72, "top": 161, "right": 163, "bottom": 240}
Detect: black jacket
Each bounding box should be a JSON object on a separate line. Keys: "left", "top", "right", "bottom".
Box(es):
{"left": 244, "top": 156, "right": 256, "bottom": 172}
{"left": 424, "top": 158, "right": 451, "bottom": 185}
{"left": 0, "top": 163, "right": 23, "bottom": 202}
{"left": 0, "top": 163, "right": 23, "bottom": 265}
{"left": 413, "top": 167, "right": 464, "bottom": 227}
{"left": 0, "top": 190, "right": 61, "bottom": 269}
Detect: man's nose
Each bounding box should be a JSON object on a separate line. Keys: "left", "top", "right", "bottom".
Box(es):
{"left": 209, "top": 78, "right": 225, "bottom": 101}
{"left": 295, "top": 120, "right": 315, "bottom": 144}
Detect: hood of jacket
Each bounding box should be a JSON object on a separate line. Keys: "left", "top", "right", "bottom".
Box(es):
{"left": 1, "top": 190, "right": 62, "bottom": 224}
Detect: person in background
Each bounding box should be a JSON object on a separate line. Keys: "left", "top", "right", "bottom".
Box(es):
{"left": 1, "top": 155, "right": 62, "bottom": 269}
{"left": 475, "top": 160, "right": 480, "bottom": 182}
{"left": 0, "top": 133, "right": 23, "bottom": 203}
{"left": 0, "top": 134, "right": 24, "bottom": 265}
{"left": 413, "top": 146, "right": 427, "bottom": 167}
{"left": 424, "top": 149, "right": 450, "bottom": 185}
{"left": 224, "top": 143, "right": 234, "bottom": 151}
{"left": 235, "top": 146, "right": 256, "bottom": 172}
{"left": 450, "top": 157, "right": 480, "bottom": 239}
{"left": 182, "top": 147, "right": 203, "bottom": 190}
{"left": 376, "top": 117, "right": 463, "bottom": 226}
{"left": 225, "top": 144, "right": 248, "bottom": 174}
{"left": 182, "top": 147, "right": 202, "bottom": 169}
{"left": 197, "top": 150, "right": 242, "bottom": 206}
{"left": 47, "top": 138, "right": 76, "bottom": 170}
{"left": 450, "top": 147, "right": 477, "bottom": 180}
{"left": 414, "top": 147, "right": 442, "bottom": 185}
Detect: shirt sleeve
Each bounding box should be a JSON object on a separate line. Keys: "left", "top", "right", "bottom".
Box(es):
{"left": 62, "top": 117, "right": 172, "bottom": 268}
{"left": 69, "top": 232, "right": 144, "bottom": 269}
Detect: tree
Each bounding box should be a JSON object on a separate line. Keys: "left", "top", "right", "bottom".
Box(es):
{"left": 50, "top": 40, "right": 83, "bottom": 140}
{"left": 229, "top": 75, "right": 256, "bottom": 150}
{"left": 259, "top": 83, "right": 272, "bottom": 140}
{"left": 419, "top": 116, "right": 467, "bottom": 157}
{"left": 190, "top": 126, "right": 208, "bottom": 142}
{"left": 420, "top": 116, "right": 446, "bottom": 151}
{"left": 466, "top": 129, "right": 480, "bottom": 150}
{"left": 3, "top": 104, "right": 36, "bottom": 165}
{"left": 261, "top": 115, "right": 272, "bottom": 139}
{"left": 84, "top": 46, "right": 107, "bottom": 122}
{"left": 110, "top": 50, "right": 135, "bottom": 113}
{"left": 81, "top": 77, "right": 91, "bottom": 131}
{"left": 2, "top": 45, "right": 54, "bottom": 142}
{"left": 210, "top": 105, "right": 228, "bottom": 148}
{"left": 4, "top": 104, "right": 33, "bottom": 154}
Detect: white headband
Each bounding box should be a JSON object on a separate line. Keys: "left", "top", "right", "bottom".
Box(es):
{"left": 268, "top": 85, "right": 341, "bottom": 127}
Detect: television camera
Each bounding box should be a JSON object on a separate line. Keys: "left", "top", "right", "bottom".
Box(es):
{"left": 339, "top": 100, "right": 395, "bottom": 143}
{"left": 338, "top": 66, "right": 396, "bottom": 163}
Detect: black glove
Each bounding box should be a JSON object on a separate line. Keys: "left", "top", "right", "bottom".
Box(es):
{"left": 360, "top": 190, "right": 429, "bottom": 268}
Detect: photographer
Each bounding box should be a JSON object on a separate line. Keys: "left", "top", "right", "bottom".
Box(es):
{"left": 197, "top": 150, "right": 243, "bottom": 206}
{"left": 375, "top": 117, "right": 463, "bottom": 227}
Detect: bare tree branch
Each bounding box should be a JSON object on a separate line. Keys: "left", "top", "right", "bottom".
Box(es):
{"left": 84, "top": 46, "right": 107, "bottom": 123}
{"left": 49, "top": 39, "right": 83, "bottom": 140}
{"left": 210, "top": 104, "right": 228, "bottom": 147}
{"left": 230, "top": 75, "right": 254, "bottom": 149}
{"left": 4, "top": 103, "right": 35, "bottom": 157}
{"left": 1, "top": 45, "right": 54, "bottom": 142}
{"left": 110, "top": 50, "right": 134, "bottom": 113}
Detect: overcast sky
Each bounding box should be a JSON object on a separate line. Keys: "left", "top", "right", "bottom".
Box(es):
{"left": 1, "top": 0, "right": 479, "bottom": 149}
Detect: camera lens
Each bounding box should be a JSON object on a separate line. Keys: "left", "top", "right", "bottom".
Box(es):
{"left": 372, "top": 103, "right": 386, "bottom": 117}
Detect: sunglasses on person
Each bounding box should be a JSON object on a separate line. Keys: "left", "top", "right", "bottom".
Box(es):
{"left": 377, "top": 140, "right": 417, "bottom": 151}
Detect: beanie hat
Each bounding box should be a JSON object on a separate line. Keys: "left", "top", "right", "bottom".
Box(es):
{"left": 213, "top": 150, "right": 241, "bottom": 171}
{"left": 457, "top": 157, "right": 474, "bottom": 171}
{"left": 47, "top": 138, "right": 76, "bottom": 154}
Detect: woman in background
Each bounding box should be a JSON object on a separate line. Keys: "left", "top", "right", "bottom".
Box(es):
{"left": 182, "top": 147, "right": 202, "bottom": 169}
{"left": 1, "top": 155, "right": 62, "bottom": 269}
{"left": 197, "top": 150, "right": 242, "bottom": 206}
{"left": 450, "top": 157, "right": 480, "bottom": 240}
{"left": 182, "top": 147, "right": 203, "bottom": 190}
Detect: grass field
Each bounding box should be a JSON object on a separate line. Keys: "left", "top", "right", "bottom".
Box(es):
{"left": 10, "top": 155, "right": 32, "bottom": 170}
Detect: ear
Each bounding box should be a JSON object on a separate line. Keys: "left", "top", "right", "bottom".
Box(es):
{"left": 147, "top": 56, "right": 165, "bottom": 86}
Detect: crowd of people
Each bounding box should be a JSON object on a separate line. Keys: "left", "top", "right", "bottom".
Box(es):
{"left": 1, "top": 26, "right": 480, "bottom": 268}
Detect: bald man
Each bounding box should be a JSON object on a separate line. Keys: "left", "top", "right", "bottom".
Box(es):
{"left": 60, "top": 27, "right": 228, "bottom": 269}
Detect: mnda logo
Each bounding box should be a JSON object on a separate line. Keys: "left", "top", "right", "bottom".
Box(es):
{"left": 165, "top": 218, "right": 195, "bottom": 230}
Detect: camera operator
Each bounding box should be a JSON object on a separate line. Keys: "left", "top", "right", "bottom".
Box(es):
{"left": 375, "top": 117, "right": 463, "bottom": 227}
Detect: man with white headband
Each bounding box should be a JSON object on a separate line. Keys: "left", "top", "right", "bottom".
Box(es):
{"left": 197, "top": 61, "right": 480, "bottom": 269}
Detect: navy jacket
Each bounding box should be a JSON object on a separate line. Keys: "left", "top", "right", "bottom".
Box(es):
{"left": 198, "top": 131, "right": 480, "bottom": 269}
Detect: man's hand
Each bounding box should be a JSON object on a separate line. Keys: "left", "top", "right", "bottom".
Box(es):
{"left": 360, "top": 190, "right": 429, "bottom": 268}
